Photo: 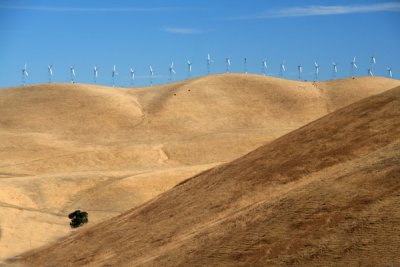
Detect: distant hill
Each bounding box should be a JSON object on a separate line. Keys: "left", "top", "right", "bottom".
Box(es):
{"left": 13, "top": 85, "right": 400, "bottom": 266}
{"left": 1, "top": 75, "right": 398, "bottom": 173}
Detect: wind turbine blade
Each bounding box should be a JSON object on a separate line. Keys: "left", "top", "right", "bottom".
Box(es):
{"left": 354, "top": 63, "right": 358, "bottom": 69}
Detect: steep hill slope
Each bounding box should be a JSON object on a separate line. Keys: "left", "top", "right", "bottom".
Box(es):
{"left": 13, "top": 86, "right": 400, "bottom": 266}
{"left": 1, "top": 75, "right": 399, "bottom": 262}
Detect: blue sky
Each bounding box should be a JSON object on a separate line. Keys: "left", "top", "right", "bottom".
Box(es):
{"left": 0, "top": 0, "right": 399, "bottom": 87}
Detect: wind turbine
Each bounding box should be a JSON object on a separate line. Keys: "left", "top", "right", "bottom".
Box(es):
{"left": 371, "top": 55, "right": 376, "bottom": 75}
{"left": 297, "top": 64, "right": 303, "bottom": 80}
{"left": 244, "top": 57, "right": 247, "bottom": 74}
{"left": 130, "top": 67, "right": 135, "bottom": 85}
{"left": 48, "top": 64, "right": 53, "bottom": 83}
{"left": 168, "top": 61, "right": 176, "bottom": 81}
{"left": 22, "top": 63, "right": 28, "bottom": 86}
{"left": 207, "top": 53, "right": 213, "bottom": 74}
{"left": 368, "top": 68, "right": 374, "bottom": 77}
{"left": 387, "top": 67, "right": 393, "bottom": 78}
{"left": 112, "top": 65, "right": 118, "bottom": 87}
{"left": 280, "top": 61, "right": 286, "bottom": 77}
{"left": 351, "top": 56, "right": 357, "bottom": 77}
{"left": 187, "top": 60, "right": 192, "bottom": 78}
{"left": 149, "top": 65, "right": 154, "bottom": 86}
{"left": 93, "top": 66, "right": 99, "bottom": 84}
{"left": 262, "top": 58, "right": 268, "bottom": 75}
{"left": 70, "top": 65, "right": 76, "bottom": 83}
{"left": 225, "top": 56, "right": 231, "bottom": 73}
{"left": 314, "top": 62, "right": 320, "bottom": 81}
{"left": 332, "top": 62, "right": 338, "bottom": 78}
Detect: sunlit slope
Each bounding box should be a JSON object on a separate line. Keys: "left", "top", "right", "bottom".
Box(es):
{"left": 1, "top": 74, "right": 398, "bottom": 173}
{"left": 1, "top": 75, "right": 399, "bottom": 263}
{"left": 14, "top": 86, "right": 400, "bottom": 266}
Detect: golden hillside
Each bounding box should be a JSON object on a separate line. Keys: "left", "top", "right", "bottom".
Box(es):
{"left": 13, "top": 85, "right": 400, "bottom": 267}
{"left": 0, "top": 74, "right": 399, "bottom": 262}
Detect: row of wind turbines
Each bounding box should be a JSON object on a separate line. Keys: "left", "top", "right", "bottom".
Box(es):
{"left": 21, "top": 54, "right": 394, "bottom": 86}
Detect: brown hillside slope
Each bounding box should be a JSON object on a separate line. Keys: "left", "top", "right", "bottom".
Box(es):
{"left": 13, "top": 86, "right": 400, "bottom": 266}
{"left": 1, "top": 75, "right": 399, "bottom": 262}
{"left": 0, "top": 75, "right": 399, "bottom": 262}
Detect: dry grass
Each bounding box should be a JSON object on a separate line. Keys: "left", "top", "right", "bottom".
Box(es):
{"left": 0, "top": 74, "right": 399, "bottom": 264}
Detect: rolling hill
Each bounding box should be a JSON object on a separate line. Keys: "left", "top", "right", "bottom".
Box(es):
{"left": 0, "top": 74, "right": 399, "bottom": 262}
{"left": 12, "top": 85, "right": 400, "bottom": 267}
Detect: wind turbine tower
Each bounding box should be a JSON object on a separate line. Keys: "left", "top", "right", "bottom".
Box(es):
{"left": 371, "top": 55, "right": 376, "bottom": 76}
{"left": 387, "top": 67, "right": 393, "bottom": 78}
{"left": 149, "top": 66, "right": 154, "bottom": 86}
{"left": 93, "top": 66, "right": 99, "bottom": 84}
{"left": 112, "top": 65, "right": 118, "bottom": 87}
{"left": 169, "top": 62, "right": 176, "bottom": 82}
{"left": 48, "top": 65, "right": 53, "bottom": 83}
{"left": 70, "top": 65, "right": 76, "bottom": 83}
{"left": 351, "top": 56, "right": 357, "bottom": 77}
{"left": 187, "top": 60, "right": 192, "bottom": 79}
{"left": 280, "top": 61, "right": 286, "bottom": 78}
{"left": 368, "top": 68, "right": 374, "bottom": 77}
{"left": 244, "top": 58, "right": 247, "bottom": 74}
{"left": 22, "top": 63, "right": 28, "bottom": 86}
{"left": 130, "top": 68, "right": 135, "bottom": 85}
{"left": 262, "top": 58, "right": 267, "bottom": 75}
{"left": 225, "top": 56, "right": 231, "bottom": 73}
{"left": 297, "top": 64, "right": 303, "bottom": 80}
{"left": 207, "top": 53, "right": 213, "bottom": 74}
{"left": 332, "top": 62, "right": 338, "bottom": 79}
{"left": 314, "top": 62, "right": 320, "bottom": 81}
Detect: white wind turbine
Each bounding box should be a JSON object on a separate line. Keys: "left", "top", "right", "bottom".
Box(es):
{"left": 70, "top": 65, "right": 76, "bottom": 83}
{"left": 22, "top": 63, "right": 28, "bottom": 86}
{"left": 297, "top": 64, "right": 303, "bottom": 80}
{"left": 314, "top": 62, "right": 320, "bottom": 80}
{"left": 371, "top": 55, "right": 376, "bottom": 75}
{"left": 112, "top": 65, "right": 118, "bottom": 87}
{"left": 244, "top": 57, "right": 248, "bottom": 74}
{"left": 93, "top": 66, "right": 99, "bottom": 84}
{"left": 168, "top": 62, "right": 176, "bottom": 81}
{"left": 149, "top": 65, "right": 154, "bottom": 86}
{"left": 48, "top": 64, "right": 53, "bottom": 83}
{"left": 207, "top": 53, "right": 213, "bottom": 74}
{"left": 187, "top": 60, "right": 192, "bottom": 78}
{"left": 387, "top": 67, "right": 393, "bottom": 78}
{"left": 130, "top": 67, "right": 135, "bottom": 85}
{"left": 332, "top": 62, "right": 338, "bottom": 78}
{"left": 225, "top": 56, "right": 231, "bottom": 73}
{"left": 351, "top": 56, "right": 357, "bottom": 77}
{"left": 262, "top": 58, "right": 268, "bottom": 75}
{"left": 368, "top": 68, "right": 374, "bottom": 77}
{"left": 280, "top": 61, "right": 286, "bottom": 77}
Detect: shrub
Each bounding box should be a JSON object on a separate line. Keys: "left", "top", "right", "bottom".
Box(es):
{"left": 68, "top": 210, "right": 88, "bottom": 228}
